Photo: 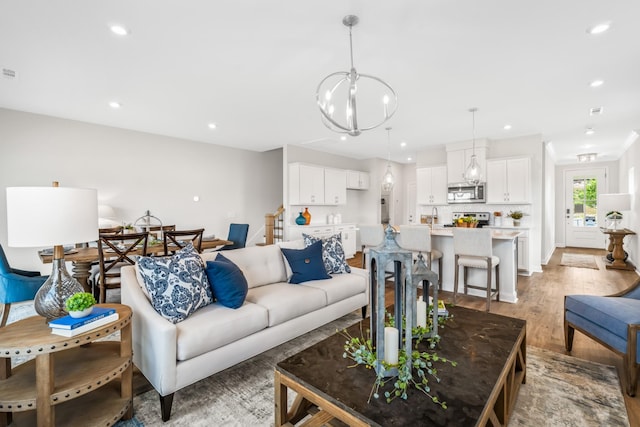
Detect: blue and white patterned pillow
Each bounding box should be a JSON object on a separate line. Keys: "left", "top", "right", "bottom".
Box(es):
{"left": 302, "top": 233, "right": 351, "bottom": 274}
{"left": 137, "top": 243, "right": 213, "bottom": 324}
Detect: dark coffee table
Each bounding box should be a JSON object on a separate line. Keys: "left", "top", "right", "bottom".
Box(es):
{"left": 275, "top": 306, "right": 526, "bottom": 426}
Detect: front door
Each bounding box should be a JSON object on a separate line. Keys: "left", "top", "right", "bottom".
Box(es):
{"left": 565, "top": 168, "right": 607, "bottom": 248}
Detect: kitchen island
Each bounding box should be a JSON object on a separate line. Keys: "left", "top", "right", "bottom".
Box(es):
{"left": 430, "top": 227, "right": 522, "bottom": 303}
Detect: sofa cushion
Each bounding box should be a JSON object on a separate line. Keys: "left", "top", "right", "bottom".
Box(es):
{"left": 175, "top": 301, "right": 268, "bottom": 361}
{"left": 205, "top": 254, "right": 248, "bottom": 309}
{"left": 137, "top": 244, "right": 213, "bottom": 324}
{"left": 280, "top": 240, "right": 331, "bottom": 284}
{"left": 277, "top": 239, "right": 306, "bottom": 280}
{"left": 246, "top": 283, "right": 327, "bottom": 327}
{"left": 201, "top": 245, "right": 286, "bottom": 288}
{"left": 303, "top": 233, "right": 351, "bottom": 274}
{"left": 300, "top": 272, "right": 367, "bottom": 305}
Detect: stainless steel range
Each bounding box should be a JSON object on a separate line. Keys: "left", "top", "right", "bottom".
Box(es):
{"left": 452, "top": 212, "right": 491, "bottom": 228}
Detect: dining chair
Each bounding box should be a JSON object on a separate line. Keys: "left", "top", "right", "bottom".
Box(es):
{"left": 398, "top": 225, "right": 443, "bottom": 291}
{"left": 97, "top": 232, "right": 149, "bottom": 304}
{"left": 98, "top": 225, "right": 124, "bottom": 235}
{"left": 164, "top": 228, "right": 205, "bottom": 254}
{"left": 217, "top": 223, "right": 249, "bottom": 251}
{"left": 0, "top": 243, "right": 48, "bottom": 327}
{"left": 146, "top": 224, "right": 176, "bottom": 240}
{"left": 452, "top": 227, "right": 500, "bottom": 311}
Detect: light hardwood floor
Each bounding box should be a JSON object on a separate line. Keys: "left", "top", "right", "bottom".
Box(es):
{"left": 350, "top": 247, "right": 640, "bottom": 426}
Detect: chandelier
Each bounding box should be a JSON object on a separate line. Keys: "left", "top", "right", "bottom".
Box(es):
{"left": 464, "top": 107, "right": 482, "bottom": 185}
{"left": 381, "top": 127, "right": 395, "bottom": 192}
{"left": 316, "top": 15, "right": 398, "bottom": 137}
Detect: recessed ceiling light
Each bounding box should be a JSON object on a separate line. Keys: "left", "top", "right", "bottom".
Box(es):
{"left": 585, "top": 127, "right": 595, "bottom": 135}
{"left": 503, "top": 124, "right": 512, "bottom": 130}
{"left": 587, "top": 22, "right": 611, "bottom": 35}
{"left": 400, "top": 141, "right": 407, "bottom": 147}
{"left": 110, "top": 25, "right": 129, "bottom": 36}
{"left": 407, "top": 156, "right": 412, "bottom": 162}
{"left": 340, "top": 135, "right": 347, "bottom": 141}
{"left": 590, "top": 79, "right": 604, "bottom": 88}
{"left": 208, "top": 123, "right": 217, "bottom": 130}
{"left": 108, "top": 101, "right": 121, "bottom": 109}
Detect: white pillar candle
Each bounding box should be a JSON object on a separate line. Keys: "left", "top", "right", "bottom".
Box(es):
{"left": 417, "top": 298, "right": 427, "bottom": 328}
{"left": 384, "top": 327, "right": 399, "bottom": 365}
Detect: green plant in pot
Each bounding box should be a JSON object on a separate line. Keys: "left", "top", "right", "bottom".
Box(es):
{"left": 507, "top": 210, "right": 524, "bottom": 226}
{"left": 65, "top": 292, "right": 97, "bottom": 318}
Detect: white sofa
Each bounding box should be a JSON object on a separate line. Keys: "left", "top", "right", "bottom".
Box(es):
{"left": 121, "top": 241, "right": 368, "bottom": 421}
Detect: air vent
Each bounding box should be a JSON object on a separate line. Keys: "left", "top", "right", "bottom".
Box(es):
{"left": 2, "top": 68, "right": 16, "bottom": 79}
{"left": 590, "top": 107, "right": 603, "bottom": 116}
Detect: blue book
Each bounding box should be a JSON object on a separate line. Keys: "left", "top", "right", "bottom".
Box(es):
{"left": 48, "top": 306, "right": 117, "bottom": 330}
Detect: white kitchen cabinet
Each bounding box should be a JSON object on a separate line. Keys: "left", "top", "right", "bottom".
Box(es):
{"left": 289, "top": 163, "right": 325, "bottom": 205}
{"left": 324, "top": 168, "right": 347, "bottom": 205}
{"left": 346, "top": 170, "right": 370, "bottom": 190}
{"left": 286, "top": 224, "right": 357, "bottom": 259}
{"left": 335, "top": 224, "right": 357, "bottom": 258}
{"left": 486, "top": 157, "right": 531, "bottom": 204}
{"left": 447, "top": 148, "right": 487, "bottom": 184}
{"left": 416, "top": 165, "right": 448, "bottom": 205}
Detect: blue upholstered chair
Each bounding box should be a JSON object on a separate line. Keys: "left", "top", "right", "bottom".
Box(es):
{"left": 0, "top": 243, "right": 48, "bottom": 326}
{"left": 565, "top": 279, "right": 640, "bottom": 396}
{"left": 217, "top": 223, "right": 249, "bottom": 251}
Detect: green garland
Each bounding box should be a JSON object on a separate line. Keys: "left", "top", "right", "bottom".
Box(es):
{"left": 341, "top": 309, "right": 457, "bottom": 407}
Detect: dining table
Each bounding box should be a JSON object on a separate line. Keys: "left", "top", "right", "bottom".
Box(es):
{"left": 38, "top": 238, "right": 232, "bottom": 292}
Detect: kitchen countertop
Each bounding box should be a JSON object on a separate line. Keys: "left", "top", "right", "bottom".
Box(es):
{"left": 431, "top": 227, "right": 522, "bottom": 240}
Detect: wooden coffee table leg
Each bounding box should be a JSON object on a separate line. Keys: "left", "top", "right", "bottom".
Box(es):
{"left": 274, "top": 370, "right": 288, "bottom": 426}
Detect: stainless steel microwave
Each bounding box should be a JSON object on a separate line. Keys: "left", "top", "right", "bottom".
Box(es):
{"left": 447, "top": 182, "right": 486, "bottom": 204}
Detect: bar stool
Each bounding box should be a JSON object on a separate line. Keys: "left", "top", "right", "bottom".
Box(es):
{"left": 398, "top": 225, "right": 443, "bottom": 291}
{"left": 453, "top": 228, "right": 500, "bottom": 311}
{"left": 359, "top": 224, "right": 384, "bottom": 268}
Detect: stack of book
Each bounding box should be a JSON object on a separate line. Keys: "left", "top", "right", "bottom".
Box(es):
{"left": 48, "top": 306, "right": 119, "bottom": 337}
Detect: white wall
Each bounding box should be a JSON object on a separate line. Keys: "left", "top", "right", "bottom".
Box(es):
{"left": 541, "top": 142, "right": 556, "bottom": 264}
{"left": 0, "top": 108, "right": 282, "bottom": 271}
{"left": 617, "top": 132, "right": 640, "bottom": 269}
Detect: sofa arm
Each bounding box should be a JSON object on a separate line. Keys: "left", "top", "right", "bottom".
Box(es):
{"left": 121, "top": 265, "right": 178, "bottom": 395}
{"left": 349, "top": 266, "right": 370, "bottom": 300}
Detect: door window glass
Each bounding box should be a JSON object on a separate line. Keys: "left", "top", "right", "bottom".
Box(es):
{"left": 572, "top": 178, "right": 598, "bottom": 227}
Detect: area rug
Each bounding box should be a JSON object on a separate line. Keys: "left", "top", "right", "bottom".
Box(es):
{"left": 560, "top": 253, "right": 600, "bottom": 269}
{"left": 119, "top": 314, "right": 628, "bottom": 427}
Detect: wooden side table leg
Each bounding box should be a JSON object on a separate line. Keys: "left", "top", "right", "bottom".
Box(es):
{"left": 611, "top": 235, "right": 628, "bottom": 269}
{"left": 35, "top": 353, "right": 54, "bottom": 427}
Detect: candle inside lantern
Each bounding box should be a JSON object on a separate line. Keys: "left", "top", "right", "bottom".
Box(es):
{"left": 384, "top": 327, "right": 399, "bottom": 365}
{"left": 417, "top": 296, "right": 427, "bottom": 328}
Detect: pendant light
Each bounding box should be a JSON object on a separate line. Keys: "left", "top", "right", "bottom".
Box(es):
{"left": 381, "top": 127, "right": 395, "bottom": 192}
{"left": 316, "top": 15, "right": 398, "bottom": 137}
{"left": 464, "top": 107, "right": 482, "bottom": 185}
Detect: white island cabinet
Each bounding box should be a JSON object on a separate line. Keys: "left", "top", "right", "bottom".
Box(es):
{"left": 430, "top": 228, "right": 521, "bottom": 303}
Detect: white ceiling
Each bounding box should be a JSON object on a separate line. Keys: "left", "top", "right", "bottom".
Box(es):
{"left": 1, "top": 1, "right": 639, "bottom": 165}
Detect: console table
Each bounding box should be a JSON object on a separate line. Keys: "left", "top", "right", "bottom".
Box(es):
{"left": 602, "top": 228, "right": 636, "bottom": 270}
{"left": 0, "top": 304, "right": 132, "bottom": 427}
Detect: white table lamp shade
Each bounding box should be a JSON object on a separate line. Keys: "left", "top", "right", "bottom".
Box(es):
{"left": 599, "top": 193, "right": 631, "bottom": 214}
{"left": 7, "top": 187, "right": 98, "bottom": 247}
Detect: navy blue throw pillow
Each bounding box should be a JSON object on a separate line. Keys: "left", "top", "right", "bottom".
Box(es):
{"left": 205, "top": 253, "right": 248, "bottom": 309}
{"left": 280, "top": 240, "right": 332, "bottom": 284}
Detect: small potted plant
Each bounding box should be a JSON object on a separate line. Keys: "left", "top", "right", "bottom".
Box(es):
{"left": 65, "top": 292, "right": 97, "bottom": 318}
{"left": 507, "top": 211, "right": 524, "bottom": 226}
